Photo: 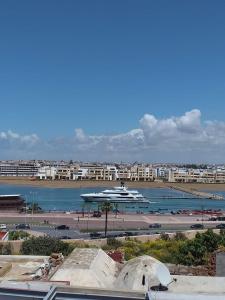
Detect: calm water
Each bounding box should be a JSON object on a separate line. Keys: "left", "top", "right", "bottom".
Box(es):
{"left": 0, "top": 184, "right": 225, "bottom": 213}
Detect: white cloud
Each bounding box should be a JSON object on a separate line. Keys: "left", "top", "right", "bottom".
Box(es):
{"left": 0, "top": 130, "right": 39, "bottom": 144}
{"left": 1, "top": 109, "right": 225, "bottom": 162}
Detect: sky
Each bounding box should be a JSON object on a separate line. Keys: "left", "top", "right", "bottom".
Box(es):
{"left": 0, "top": 0, "right": 225, "bottom": 163}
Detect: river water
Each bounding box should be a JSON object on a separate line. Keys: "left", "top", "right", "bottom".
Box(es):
{"left": 0, "top": 184, "right": 225, "bottom": 213}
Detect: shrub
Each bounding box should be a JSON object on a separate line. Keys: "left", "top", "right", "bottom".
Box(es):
{"left": 173, "top": 232, "right": 187, "bottom": 241}
{"left": 106, "top": 237, "right": 123, "bottom": 249}
{"left": 21, "top": 236, "right": 75, "bottom": 256}
{"left": 160, "top": 233, "right": 170, "bottom": 241}
{"left": 9, "top": 231, "right": 30, "bottom": 240}
{"left": 0, "top": 243, "right": 12, "bottom": 255}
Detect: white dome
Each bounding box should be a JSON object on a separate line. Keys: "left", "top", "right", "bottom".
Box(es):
{"left": 114, "top": 255, "right": 171, "bottom": 292}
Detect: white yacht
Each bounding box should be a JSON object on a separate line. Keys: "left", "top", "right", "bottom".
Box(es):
{"left": 80, "top": 186, "right": 149, "bottom": 203}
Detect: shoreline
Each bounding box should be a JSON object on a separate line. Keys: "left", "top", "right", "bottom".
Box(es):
{"left": 0, "top": 177, "right": 225, "bottom": 191}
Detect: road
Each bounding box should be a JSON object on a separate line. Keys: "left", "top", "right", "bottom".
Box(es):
{"left": 5, "top": 222, "right": 223, "bottom": 240}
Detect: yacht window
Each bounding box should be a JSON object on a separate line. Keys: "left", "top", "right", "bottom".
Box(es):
{"left": 142, "top": 275, "right": 145, "bottom": 286}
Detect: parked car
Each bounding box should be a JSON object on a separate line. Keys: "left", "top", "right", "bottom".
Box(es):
{"left": 216, "top": 224, "right": 225, "bottom": 229}
{"left": 124, "top": 231, "right": 135, "bottom": 236}
{"left": 90, "top": 232, "right": 102, "bottom": 239}
{"left": 208, "top": 217, "right": 217, "bottom": 221}
{"left": 59, "top": 236, "right": 71, "bottom": 239}
{"left": 190, "top": 224, "right": 204, "bottom": 229}
{"left": 16, "top": 224, "right": 30, "bottom": 229}
{"left": 92, "top": 211, "right": 102, "bottom": 218}
{"left": 0, "top": 224, "right": 7, "bottom": 230}
{"left": 55, "top": 225, "right": 69, "bottom": 230}
{"left": 149, "top": 223, "right": 162, "bottom": 228}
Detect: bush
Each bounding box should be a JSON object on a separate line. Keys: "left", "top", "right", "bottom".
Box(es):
{"left": 21, "top": 236, "right": 75, "bottom": 256}
{"left": 0, "top": 243, "right": 12, "bottom": 255}
{"left": 160, "top": 233, "right": 170, "bottom": 241}
{"left": 9, "top": 231, "right": 30, "bottom": 240}
{"left": 106, "top": 237, "right": 123, "bottom": 249}
{"left": 173, "top": 232, "right": 187, "bottom": 241}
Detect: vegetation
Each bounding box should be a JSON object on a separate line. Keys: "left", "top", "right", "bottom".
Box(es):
{"left": 18, "top": 229, "right": 225, "bottom": 267}
{"left": 180, "top": 164, "right": 208, "bottom": 169}
{"left": 27, "top": 202, "right": 43, "bottom": 213}
{"left": 0, "top": 243, "right": 12, "bottom": 255}
{"left": 9, "top": 231, "right": 30, "bottom": 240}
{"left": 101, "top": 201, "right": 113, "bottom": 237}
{"left": 21, "top": 236, "right": 75, "bottom": 256}
{"left": 103, "top": 229, "right": 225, "bottom": 266}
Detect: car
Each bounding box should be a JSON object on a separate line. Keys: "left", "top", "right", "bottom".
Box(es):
{"left": 149, "top": 223, "right": 162, "bottom": 228}
{"left": 59, "top": 235, "right": 71, "bottom": 239}
{"left": 208, "top": 217, "right": 217, "bottom": 221}
{"left": 124, "top": 231, "right": 135, "bottom": 236}
{"left": 90, "top": 232, "right": 102, "bottom": 239}
{"left": 92, "top": 211, "right": 102, "bottom": 218}
{"left": 55, "top": 225, "right": 70, "bottom": 230}
{"left": 190, "top": 224, "right": 204, "bottom": 229}
{"left": 216, "top": 224, "right": 225, "bottom": 229}
{"left": 0, "top": 224, "right": 7, "bottom": 230}
{"left": 15, "top": 224, "right": 30, "bottom": 230}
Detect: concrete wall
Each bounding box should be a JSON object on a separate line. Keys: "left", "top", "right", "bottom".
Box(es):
{"left": 216, "top": 252, "right": 225, "bottom": 276}
{"left": 0, "top": 240, "right": 22, "bottom": 255}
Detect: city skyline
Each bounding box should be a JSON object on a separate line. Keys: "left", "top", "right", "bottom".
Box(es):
{"left": 0, "top": 1, "right": 225, "bottom": 162}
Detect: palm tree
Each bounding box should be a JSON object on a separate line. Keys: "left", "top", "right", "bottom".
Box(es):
{"left": 28, "top": 202, "right": 42, "bottom": 213}
{"left": 101, "top": 201, "right": 113, "bottom": 237}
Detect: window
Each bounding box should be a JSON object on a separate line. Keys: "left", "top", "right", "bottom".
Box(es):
{"left": 142, "top": 275, "right": 145, "bottom": 286}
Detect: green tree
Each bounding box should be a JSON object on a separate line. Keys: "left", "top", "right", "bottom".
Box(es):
{"left": 28, "top": 202, "right": 43, "bottom": 213}
{"left": 177, "top": 239, "right": 207, "bottom": 265}
{"left": 101, "top": 201, "right": 113, "bottom": 237}
{"left": 21, "top": 236, "right": 75, "bottom": 256}
{"left": 9, "top": 231, "right": 30, "bottom": 240}
{"left": 195, "top": 229, "right": 220, "bottom": 253}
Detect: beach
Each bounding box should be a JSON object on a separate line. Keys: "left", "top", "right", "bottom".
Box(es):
{"left": 1, "top": 176, "right": 225, "bottom": 191}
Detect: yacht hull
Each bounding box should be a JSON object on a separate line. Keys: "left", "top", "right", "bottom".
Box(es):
{"left": 81, "top": 196, "right": 150, "bottom": 203}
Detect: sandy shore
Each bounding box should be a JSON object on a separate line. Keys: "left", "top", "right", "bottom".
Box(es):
{"left": 0, "top": 177, "right": 225, "bottom": 191}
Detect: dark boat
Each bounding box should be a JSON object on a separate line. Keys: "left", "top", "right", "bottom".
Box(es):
{"left": 0, "top": 194, "right": 25, "bottom": 211}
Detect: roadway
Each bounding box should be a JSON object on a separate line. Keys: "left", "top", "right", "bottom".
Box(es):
{"left": 5, "top": 222, "right": 224, "bottom": 240}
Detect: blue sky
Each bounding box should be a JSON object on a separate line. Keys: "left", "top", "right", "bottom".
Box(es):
{"left": 0, "top": 0, "right": 225, "bottom": 162}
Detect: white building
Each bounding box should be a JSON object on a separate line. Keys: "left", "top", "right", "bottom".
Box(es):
{"left": 36, "top": 166, "right": 57, "bottom": 180}
{"left": 0, "top": 161, "right": 40, "bottom": 177}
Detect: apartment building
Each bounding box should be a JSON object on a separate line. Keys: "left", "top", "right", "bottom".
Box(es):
{"left": 0, "top": 161, "right": 40, "bottom": 176}
{"left": 130, "top": 166, "right": 155, "bottom": 181}
{"left": 117, "top": 167, "right": 131, "bottom": 181}
{"left": 36, "top": 166, "right": 57, "bottom": 180}
{"left": 168, "top": 168, "right": 225, "bottom": 183}
{"left": 55, "top": 167, "right": 71, "bottom": 180}
{"left": 215, "top": 170, "right": 225, "bottom": 183}
{"left": 73, "top": 167, "right": 89, "bottom": 180}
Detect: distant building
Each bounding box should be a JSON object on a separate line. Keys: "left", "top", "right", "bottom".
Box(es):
{"left": 168, "top": 168, "right": 225, "bottom": 183}
{"left": 0, "top": 161, "right": 39, "bottom": 177}
{"left": 36, "top": 166, "right": 57, "bottom": 180}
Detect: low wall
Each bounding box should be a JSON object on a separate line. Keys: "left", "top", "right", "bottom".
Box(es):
{"left": 0, "top": 240, "right": 22, "bottom": 255}
{"left": 0, "top": 262, "right": 12, "bottom": 277}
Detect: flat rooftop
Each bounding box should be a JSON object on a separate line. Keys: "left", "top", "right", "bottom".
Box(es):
{"left": 0, "top": 255, "right": 48, "bottom": 281}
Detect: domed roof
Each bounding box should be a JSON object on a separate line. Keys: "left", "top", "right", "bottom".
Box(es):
{"left": 114, "top": 255, "right": 171, "bottom": 292}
